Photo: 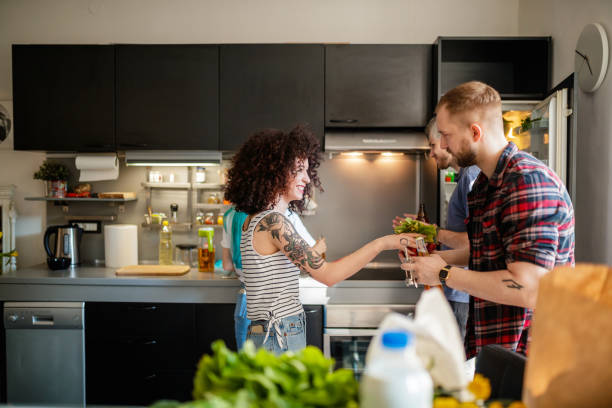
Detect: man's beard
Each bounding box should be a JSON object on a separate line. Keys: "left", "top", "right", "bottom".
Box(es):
{"left": 450, "top": 140, "right": 477, "bottom": 168}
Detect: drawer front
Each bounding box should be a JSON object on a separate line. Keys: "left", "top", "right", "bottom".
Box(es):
{"left": 86, "top": 302, "right": 195, "bottom": 336}
{"left": 86, "top": 334, "right": 197, "bottom": 370}
{"left": 86, "top": 368, "right": 194, "bottom": 405}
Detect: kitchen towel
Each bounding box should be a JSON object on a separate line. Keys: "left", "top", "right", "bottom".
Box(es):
{"left": 104, "top": 224, "right": 138, "bottom": 268}
{"left": 75, "top": 155, "right": 119, "bottom": 182}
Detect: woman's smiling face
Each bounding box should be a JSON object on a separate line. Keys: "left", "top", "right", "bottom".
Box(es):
{"left": 286, "top": 158, "right": 310, "bottom": 202}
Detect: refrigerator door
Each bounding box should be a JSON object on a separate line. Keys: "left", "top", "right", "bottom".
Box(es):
{"left": 527, "top": 88, "right": 569, "bottom": 184}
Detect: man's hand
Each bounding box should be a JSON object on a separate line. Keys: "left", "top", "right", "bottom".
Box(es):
{"left": 401, "top": 253, "right": 446, "bottom": 286}
{"left": 392, "top": 213, "right": 416, "bottom": 229}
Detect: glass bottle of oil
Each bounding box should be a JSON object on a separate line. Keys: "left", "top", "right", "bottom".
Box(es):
{"left": 158, "top": 220, "right": 173, "bottom": 265}
{"left": 198, "top": 227, "right": 215, "bottom": 272}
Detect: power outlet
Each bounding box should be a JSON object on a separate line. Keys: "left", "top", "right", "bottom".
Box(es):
{"left": 71, "top": 221, "right": 101, "bottom": 233}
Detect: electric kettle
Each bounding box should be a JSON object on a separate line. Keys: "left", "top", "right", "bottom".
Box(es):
{"left": 44, "top": 224, "right": 83, "bottom": 268}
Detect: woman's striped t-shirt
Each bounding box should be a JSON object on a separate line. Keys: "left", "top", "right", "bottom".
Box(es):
{"left": 240, "top": 210, "right": 303, "bottom": 322}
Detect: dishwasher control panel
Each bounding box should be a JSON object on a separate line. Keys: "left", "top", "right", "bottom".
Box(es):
{"left": 4, "top": 302, "right": 84, "bottom": 329}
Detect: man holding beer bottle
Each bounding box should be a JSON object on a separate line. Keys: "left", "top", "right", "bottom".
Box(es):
{"left": 406, "top": 81, "right": 575, "bottom": 361}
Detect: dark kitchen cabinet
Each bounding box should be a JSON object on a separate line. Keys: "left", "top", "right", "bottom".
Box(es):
{"left": 85, "top": 302, "right": 198, "bottom": 405}
{"left": 115, "top": 44, "right": 219, "bottom": 150}
{"left": 325, "top": 44, "right": 433, "bottom": 128}
{"left": 219, "top": 44, "right": 324, "bottom": 150}
{"left": 12, "top": 45, "right": 115, "bottom": 151}
{"left": 435, "top": 37, "right": 551, "bottom": 100}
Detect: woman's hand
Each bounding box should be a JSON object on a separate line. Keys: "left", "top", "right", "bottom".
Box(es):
{"left": 392, "top": 213, "right": 416, "bottom": 229}
{"left": 380, "top": 233, "right": 423, "bottom": 251}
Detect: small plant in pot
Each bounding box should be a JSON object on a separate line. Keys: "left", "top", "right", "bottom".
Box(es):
{"left": 33, "top": 161, "right": 70, "bottom": 198}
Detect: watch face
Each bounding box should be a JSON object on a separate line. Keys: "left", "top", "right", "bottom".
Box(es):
{"left": 439, "top": 269, "right": 448, "bottom": 280}
{"left": 575, "top": 23, "right": 609, "bottom": 92}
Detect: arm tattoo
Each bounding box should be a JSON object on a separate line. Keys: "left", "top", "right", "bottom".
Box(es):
{"left": 258, "top": 212, "right": 324, "bottom": 271}
{"left": 503, "top": 279, "right": 523, "bottom": 290}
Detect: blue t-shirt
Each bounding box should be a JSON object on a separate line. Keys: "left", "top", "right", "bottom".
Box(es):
{"left": 442, "top": 165, "right": 480, "bottom": 303}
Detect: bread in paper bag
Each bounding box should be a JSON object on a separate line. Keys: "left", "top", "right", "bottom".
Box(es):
{"left": 523, "top": 263, "right": 612, "bottom": 408}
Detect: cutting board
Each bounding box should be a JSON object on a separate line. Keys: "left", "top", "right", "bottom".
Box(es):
{"left": 115, "top": 265, "right": 190, "bottom": 276}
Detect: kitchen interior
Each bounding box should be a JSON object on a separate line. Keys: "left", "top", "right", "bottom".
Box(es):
{"left": 0, "top": 0, "right": 611, "bottom": 407}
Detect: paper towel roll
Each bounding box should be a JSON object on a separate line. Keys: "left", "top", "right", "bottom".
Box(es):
{"left": 76, "top": 155, "right": 119, "bottom": 182}
{"left": 104, "top": 224, "right": 138, "bottom": 268}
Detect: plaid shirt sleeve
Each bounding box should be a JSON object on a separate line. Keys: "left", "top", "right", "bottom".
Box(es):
{"left": 500, "top": 171, "right": 563, "bottom": 270}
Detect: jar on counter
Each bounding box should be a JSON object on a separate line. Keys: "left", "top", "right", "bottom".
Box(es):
{"left": 217, "top": 212, "right": 224, "bottom": 225}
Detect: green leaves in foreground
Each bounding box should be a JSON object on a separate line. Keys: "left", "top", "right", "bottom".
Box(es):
{"left": 152, "top": 340, "right": 359, "bottom": 408}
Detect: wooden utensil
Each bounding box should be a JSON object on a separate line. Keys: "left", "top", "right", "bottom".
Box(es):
{"left": 115, "top": 264, "right": 190, "bottom": 276}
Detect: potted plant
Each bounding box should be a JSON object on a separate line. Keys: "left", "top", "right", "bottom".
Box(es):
{"left": 33, "top": 160, "right": 70, "bottom": 198}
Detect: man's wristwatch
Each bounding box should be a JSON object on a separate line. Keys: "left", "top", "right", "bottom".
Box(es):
{"left": 439, "top": 264, "right": 452, "bottom": 284}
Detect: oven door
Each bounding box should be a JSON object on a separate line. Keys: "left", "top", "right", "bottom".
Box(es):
{"left": 324, "top": 328, "right": 379, "bottom": 379}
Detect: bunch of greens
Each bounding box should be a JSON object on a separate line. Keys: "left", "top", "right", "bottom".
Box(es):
{"left": 393, "top": 218, "right": 437, "bottom": 243}
{"left": 152, "top": 340, "right": 359, "bottom": 408}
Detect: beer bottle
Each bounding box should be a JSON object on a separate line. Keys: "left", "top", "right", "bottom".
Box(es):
{"left": 416, "top": 203, "right": 429, "bottom": 223}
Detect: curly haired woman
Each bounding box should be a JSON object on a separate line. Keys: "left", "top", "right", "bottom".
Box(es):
{"left": 225, "top": 125, "right": 413, "bottom": 354}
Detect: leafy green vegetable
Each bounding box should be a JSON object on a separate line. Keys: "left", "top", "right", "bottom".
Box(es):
{"left": 155, "top": 340, "right": 359, "bottom": 408}
{"left": 393, "top": 218, "right": 438, "bottom": 243}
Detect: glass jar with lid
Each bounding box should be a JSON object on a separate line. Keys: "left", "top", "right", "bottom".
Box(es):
{"left": 195, "top": 167, "right": 206, "bottom": 183}
{"left": 204, "top": 212, "right": 215, "bottom": 225}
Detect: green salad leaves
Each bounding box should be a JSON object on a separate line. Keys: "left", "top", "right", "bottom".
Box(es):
{"left": 393, "top": 218, "right": 437, "bottom": 243}
{"left": 151, "top": 340, "right": 359, "bottom": 408}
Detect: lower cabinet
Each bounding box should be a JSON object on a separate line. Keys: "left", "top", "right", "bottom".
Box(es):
{"left": 85, "top": 302, "right": 324, "bottom": 405}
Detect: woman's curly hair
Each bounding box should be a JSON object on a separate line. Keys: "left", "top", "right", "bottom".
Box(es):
{"left": 224, "top": 124, "right": 323, "bottom": 214}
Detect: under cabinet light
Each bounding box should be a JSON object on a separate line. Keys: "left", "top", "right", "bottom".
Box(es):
{"left": 125, "top": 151, "right": 222, "bottom": 167}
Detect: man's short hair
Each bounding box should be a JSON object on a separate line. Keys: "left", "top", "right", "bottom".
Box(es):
{"left": 436, "top": 81, "right": 501, "bottom": 115}
{"left": 424, "top": 117, "right": 438, "bottom": 140}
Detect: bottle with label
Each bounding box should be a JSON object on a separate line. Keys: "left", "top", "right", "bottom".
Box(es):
{"left": 158, "top": 220, "right": 173, "bottom": 265}
{"left": 198, "top": 227, "right": 215, "bottom": 272}
{"left": 416, "top": 203, "right": 429, "bottom": 223}
{"left": 361, "top": 330, "right": 433, "bottom": 408}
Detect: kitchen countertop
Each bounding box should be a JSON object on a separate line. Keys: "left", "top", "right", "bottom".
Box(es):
{"left": 0, "top": 264, "right": 422, "bottom": 305}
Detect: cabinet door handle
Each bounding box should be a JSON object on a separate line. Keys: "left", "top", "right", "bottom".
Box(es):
{"left": 142, "top": 339, "right": 158, "bottom": 346}
{"left": 127, "top": 305, "right": 158, "bottom": 311}
{"left": 143, "top": 374, "right": 157, "bottom": 381}
{"left": 119, "top": 143, "right": 152, "bottom": 148}
{"left": 329, "top": 119, "right": 358, "bottom": 124}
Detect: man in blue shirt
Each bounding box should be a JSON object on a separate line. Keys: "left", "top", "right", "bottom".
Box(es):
{"left": 393, "top": 117, "right": 480, "bottom": 341}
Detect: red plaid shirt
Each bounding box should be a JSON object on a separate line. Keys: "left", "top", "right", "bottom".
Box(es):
{"left": 465, "top": 142, "right": 575, "bottom": 359}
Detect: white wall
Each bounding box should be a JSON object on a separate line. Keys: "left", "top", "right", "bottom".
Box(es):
{"left": 519, "top": 0, "right": 612, "bottom": 264}
{"left": 0, "top": 0, "right": 519, "bottom": 267}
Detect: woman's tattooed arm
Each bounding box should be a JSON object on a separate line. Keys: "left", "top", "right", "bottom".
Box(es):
{"left": 258, "top": 212, "right": 324, "bottom": 272}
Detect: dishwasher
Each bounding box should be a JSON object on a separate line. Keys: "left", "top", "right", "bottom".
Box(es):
{"left": 4, "top": 302, "right": 85, "bottom": 405}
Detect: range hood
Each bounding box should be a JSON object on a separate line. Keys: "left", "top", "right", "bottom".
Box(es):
{"left": 324, "top": 129, "right": 429, "bottom": 152}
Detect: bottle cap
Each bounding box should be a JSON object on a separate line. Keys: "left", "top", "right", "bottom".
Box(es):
{"left": 162, "top": 220, "right": 169, "bottom": 226}
{"left": 381, "top": 330, "right": 412, "bottom": 349}
{"left": 170, "top": 203, "right": 178, "bottom": 211}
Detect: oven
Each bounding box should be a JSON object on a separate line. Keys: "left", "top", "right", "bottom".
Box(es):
{"left": 323, "top": 304, "right": 415, "bottom": 379}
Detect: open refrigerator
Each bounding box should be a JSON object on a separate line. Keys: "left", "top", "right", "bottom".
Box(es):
{"left": 439, "top": 84, "right": 574, "bottom": 228}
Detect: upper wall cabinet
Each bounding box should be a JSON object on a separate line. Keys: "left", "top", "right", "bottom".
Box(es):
{"left": 325, "top": 45, "right": 433, "bottom": 128}
{"left": 12, "top": 45, "right": 115, "bottom": 152}
{"left": 435, "top": 37, "right": 551, "bottom": 100}
{"left": 219, "top": 45, "right": 324, "bottom": 151}
{"left": 115, "top": 45, "right": 219, "bottom": 150}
